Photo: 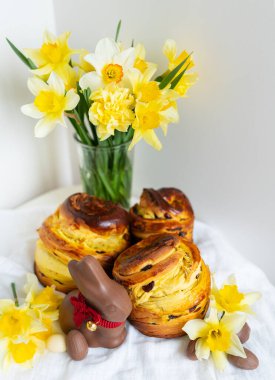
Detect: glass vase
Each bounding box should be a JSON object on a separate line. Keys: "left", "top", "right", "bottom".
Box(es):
{"left": 75, "top": 136, "right": 134, "bottom": 209}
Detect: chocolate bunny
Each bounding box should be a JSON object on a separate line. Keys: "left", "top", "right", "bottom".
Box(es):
{"left": 59, "top": 256, "right": 132, "bottom": 360}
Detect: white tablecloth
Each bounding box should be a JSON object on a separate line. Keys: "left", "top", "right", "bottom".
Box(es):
{"left": 0, "top": 206, "right": 274, "bottom": 380}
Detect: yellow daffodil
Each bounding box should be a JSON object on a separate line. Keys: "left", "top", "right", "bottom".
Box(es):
{"left": 0, "top": 300, "right": 45, "bottom": 340}
{"left": 163, "top": 39, "right": 198, "bottom": 97}
{"left": 79, "top": 38, "right": 136, "bottom": 91}
{"left": 134, "top": 43, "right": 157, "bottom": 74}
{"left": 129, "top": 100, "right": 179, "bottom": 151}
{"left": 21, "top": 72, "right": 79, "bottom": 137}
{"left": 89, "top": 84, "right": 135, "bottom": 140}
{"left": 211, "top": 274, "right": 261, "bottom": 314}
{"left": 128, "top": 66, "right": 158, "bottom": 101}
{"left": 0, "top": 300, "right": 46, "bottom": 367}
{"left": 183, "top": 308, "right": 247, "bottom": 371}
{"left": 6, "top": 336, "right": 45, "bottom": 367}
{"left": 24, "top": 30, "right": 77, "bottom": 82}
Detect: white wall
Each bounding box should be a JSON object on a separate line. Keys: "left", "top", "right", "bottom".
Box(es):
{"left": 1, "top": 0, "right": 275, "bottom": 283}
{"left": 0, "top": 0, "right": 73, "bottom": 209}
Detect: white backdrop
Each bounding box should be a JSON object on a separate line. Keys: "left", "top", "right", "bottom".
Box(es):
{"left": 1, "top": 0, "right": 275, "bottom": 283}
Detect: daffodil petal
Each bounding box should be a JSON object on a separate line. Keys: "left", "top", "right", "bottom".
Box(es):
{"left": 128, "top": 130, "right": 142, "bottom": 151}
{"left": 227, "top": 334, "right": 246, "bottom": 358}
{"left": 221, "top": 313, "right": 246, "bottom": 334}
{"left": 34, "top": 118, "right": 56, "bottom": 138}
{"left": 95, "top": 38, "right": 120, "bottom": 62}
{"left": 160, "top": 106, "right": 179, "bottom": 125}
{"left": 161, "top": 125, "right": 168, "bottom": 136}
{"left": 21, "top": 104, "right": 44, "bottom": 119}
{"left": 32, "top": 64, "right": 53, "bottom": 77}
{"left": 243, "top": 292, "right": 261, "bottom": 305}
{"left": 84, "top": 53, "right": 103, "bottom": 72}
{"left": 143, "top": 130, "right": 162, "bottom": 151}
{"left": 27, "top": 77, "right": 48, "bottom": 96}
{"left": 24, "top": 273, "right": 40, "bottom": 304}
{"left": 211, "top": 351, "right": 228, "bottom": 371}
{"left": 115, "top": 47, "right": 135, "bottom": 69}
{"left": 43, "top": 29, "right": 57, "bottom": 43}
{"left": 58, "top": 115, "right": 67, "bottom": 128}
{"left": 79, "top": 71, "right": 102, "bottom": 91}
{"left": 58, "top": 31, "right": 71, "bottom": 46}
{"left": 226, "top": 274, "right": 237, "bottom": 285}
{"left": 135, "top": 43, "right": 146, "bottom": 60}
{"left": 195, "top": 338, "right": 210, "bottom": 360}
{"left": 163, "top": 39, "right": 177, "bottom": 62}
{"left": 183, "top": 319, "right": 208, "bottom": 340}
{"left": 65, "top": 89, "right": 80, "bottom": 110}
{"left": 48, "top": 72, "right": 65, "bottom": 95}
{"left": 0, "top": 300, "right": 14, "bottom": 312}
{"left": 24, "top": 48, "right": 46, "bottom": 66}
{"left": 205, "top": 307, "right": 220, "bottom": 324}
{"left": 143, "top": 66, "right": 158, "bottom": 82}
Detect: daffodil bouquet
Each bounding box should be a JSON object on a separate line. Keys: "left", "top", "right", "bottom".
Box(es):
{"left": 7, "top": 21, "right": 197, "bottom": 208}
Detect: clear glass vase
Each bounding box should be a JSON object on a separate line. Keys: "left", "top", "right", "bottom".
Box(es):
{"left": 75, "top": 136, "right": 134, "bottom": 209}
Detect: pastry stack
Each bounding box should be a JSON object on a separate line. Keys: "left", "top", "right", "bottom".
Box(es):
{"left": 34, "top": 187, "right": 211, "bottom": 338}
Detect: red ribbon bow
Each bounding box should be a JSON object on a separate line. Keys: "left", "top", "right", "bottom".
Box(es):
{"left": 70, "top": 292, "right": 124, "bottom": 329}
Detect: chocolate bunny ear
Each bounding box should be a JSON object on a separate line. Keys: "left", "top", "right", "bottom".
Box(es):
{"left": 68, "top": 256, "right": 132, "bottom": 321}
{"left": 68, "top": 256, "right": 110, "bottom": 296}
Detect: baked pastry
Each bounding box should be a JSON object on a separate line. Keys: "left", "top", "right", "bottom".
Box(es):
{"left": 113, "top": 233, "right": 210, "bottom": 338}
{"left": 35, "top": 193, "right": 130, "bottom": 293}
{"left": 130, "top": 188, "right": 194, "bottom": 241}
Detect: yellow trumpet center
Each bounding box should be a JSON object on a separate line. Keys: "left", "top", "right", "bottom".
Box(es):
{"left": 41, "top": 42, "right": 63, "bottom": 64}
{"left": 139, "top": 82, "right": 161, "bottom": 102}
{"left": 9, "top": 341, "right": 37, "bottom": 364}
{"left": 34, "top": 91, "right": 66, "bottom": 115}
{"left": 0, "top": 309, "right": 32, "bottom": 337}
{"left": 140, "top": 111, "right": 160, "bottom": 130}
{"left": 134, "top": 58, "right": 148, "bottom": 73}
{"left": 206, "top": 325, "right": 231, "bottom": 352}
{"left": 102, "top": 63, "right": 123, "bottom": 83}
{"left": 218, "top": 285, "right": 244, "bottom": 312}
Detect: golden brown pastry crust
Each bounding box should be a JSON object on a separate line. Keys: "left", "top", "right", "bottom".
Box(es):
{"left": 130, "top": 188, "right": 194, "bottom": 241}
{"left": 113, "top": 233, "right": 210, "bottom": 338}
{"left": 35, "top": 193, "right": 130, "bottom": 292}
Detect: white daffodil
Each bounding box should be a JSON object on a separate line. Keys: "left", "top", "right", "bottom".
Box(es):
{"left": 21, "top": 72, "right": 79, "bottom": 137}
{"left": 79, "top": 37, "right": 136, "bottom": 91}
{"left": 183, "top": 308, "right": 247, "bottom": 371}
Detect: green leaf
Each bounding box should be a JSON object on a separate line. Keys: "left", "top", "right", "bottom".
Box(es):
{"left": 159, "top": 53, "right": 192, "bottom": 89}
{"left": 131, "top": 39, "right": 135, "bottom": 47}
{"left": 170, "top": 62, "right": 191, "bottom": 89}
{"left": 6, "top": 38, "right": 37, "bottom": 70}
{"left": 154, "top": 75, "right": 164, "bottom": 82}
{"left": 115, "top": 20, "right": 122, "bottom": 42}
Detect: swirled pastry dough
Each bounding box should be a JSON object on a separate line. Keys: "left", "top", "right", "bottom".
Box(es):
{"left": 130, "top": 188, "right": 194, "bottom": 241}
{"left": 113, "top": 233, "right": 210, "bottom": 338}
{"left": 35, "top": 193, "right": 130, "bottom": 292}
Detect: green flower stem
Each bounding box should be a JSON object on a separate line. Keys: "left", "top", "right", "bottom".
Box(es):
{"left": 11, "top": 282, "right": 19, "bottom": 307}
{"left": 68, "top": 116, "right": 93, "bottom": 146}
{"left": 77, "top": 137, "right": 133, "bottom": 209}
{"left": 88, "top": 118, "right": 99, "bottom": 145}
